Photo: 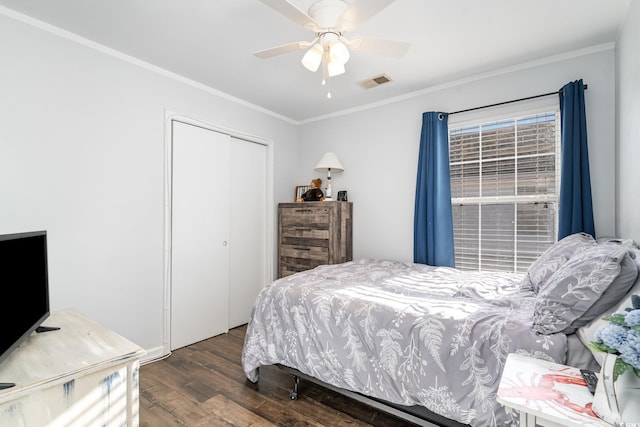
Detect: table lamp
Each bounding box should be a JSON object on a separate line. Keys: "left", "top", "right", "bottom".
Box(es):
{"left": 314, "top": 152, "right": 344, "bottom": 201}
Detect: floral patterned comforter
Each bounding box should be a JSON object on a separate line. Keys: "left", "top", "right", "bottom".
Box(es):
{"left": 242, "top": 259, "right": 568, "bottom": 426}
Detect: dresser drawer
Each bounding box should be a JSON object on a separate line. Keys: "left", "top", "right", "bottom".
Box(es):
{"left": 280, "top": 233, "right": 330, "bottom": 247}
{"left": 280, "top": 262, "right": 322, "bottom": 277}
{"left": 280, "top": 244, "right": 329, "bottom": 261}
{"left": 279, "top": 255, "right": 328, "bottom": 277}
{"left": 280, "top": 226, "right": 329, "bottom": 240}
{"left": 280, "top": 206, "right": 331, "bottom": 227}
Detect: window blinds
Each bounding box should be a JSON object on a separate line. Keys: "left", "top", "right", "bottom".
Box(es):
{"left": 449, "top": 112, "right": 559, "bottom": 272}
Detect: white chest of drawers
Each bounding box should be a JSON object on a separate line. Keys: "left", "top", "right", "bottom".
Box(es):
{"left": 0, "top": 309, "right": 145, "bottom": 426}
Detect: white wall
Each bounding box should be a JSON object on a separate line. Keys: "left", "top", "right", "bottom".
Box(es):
{"left": 0, "top": 5, "right": 631, "bottom": 361}
{"left": 0, "top": 12, "right": 299, "bottom": 358}
{"left": 299, "top": 48, "right": 617, "bottom": 262}
{"left": 616, "top": 0, "right": 640, "bottom": 243}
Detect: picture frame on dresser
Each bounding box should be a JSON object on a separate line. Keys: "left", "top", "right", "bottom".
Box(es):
{"left": 294, "top": 185, "right": 311, "bottom": 202}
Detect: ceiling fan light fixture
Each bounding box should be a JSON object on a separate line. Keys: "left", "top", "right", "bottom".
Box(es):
{"left": 301, "top": 43, "right": 324, "bottom": 72}
{"left": 328, "top": 39, "right": 350, "bottom": 65}
{"left": 256, "top": 0, "right": 410, "bottom": 97}
{"left": 327, "top": 59, "right": 345, "bottom": 77}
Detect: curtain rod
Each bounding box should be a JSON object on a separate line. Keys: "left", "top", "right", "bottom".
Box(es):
{"left": 447, "top": 84, "right": 588, "bottom": 116}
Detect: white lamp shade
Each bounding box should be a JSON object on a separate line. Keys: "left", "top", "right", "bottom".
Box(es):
{"left": 301, "top": 43, "right": 323, "bottom": 72}
{"left": 314, "top": 152, "right": 344, "bottom": 173}
{"left": 329, "top": 39, "right": 350, "bottom": 65}
{"left": 327, "top": 59, "right": 345, "bottom": 77}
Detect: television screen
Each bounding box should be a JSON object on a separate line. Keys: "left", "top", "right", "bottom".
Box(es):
{"left": 0, "top": 230, "right": 50, "bottom": 366}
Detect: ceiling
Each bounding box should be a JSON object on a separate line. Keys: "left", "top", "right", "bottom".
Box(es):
{"left": 0, "top": 0, "right": 631, "bottom": 122}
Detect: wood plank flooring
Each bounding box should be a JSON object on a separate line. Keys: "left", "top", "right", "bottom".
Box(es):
{"left": 139, "top": 325, "right": 414, "bottom": 426}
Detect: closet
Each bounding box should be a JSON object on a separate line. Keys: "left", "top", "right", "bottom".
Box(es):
{"left": 170, "top": 120, "right": 267, "bottom": 351}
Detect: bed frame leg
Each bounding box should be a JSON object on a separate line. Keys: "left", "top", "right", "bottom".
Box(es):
{"left": 290, "top": 375, "right": 299, "bottom": 400}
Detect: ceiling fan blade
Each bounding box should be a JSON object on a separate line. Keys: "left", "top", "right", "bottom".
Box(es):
{"left": 337, "top": 0, "right": 395, "bottom": 33}
{"left": 258, "top": 0, "right": 319, "bottom": 31}
{"left": 346, "top": 36, "right": 410, "bottom": 59}
{"left": 253, "top": 41, "right": 312, "bottom": 59}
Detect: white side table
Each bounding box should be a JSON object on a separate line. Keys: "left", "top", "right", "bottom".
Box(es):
{"left": 0, "top": 309, "right": 145, "bottom": 426}
{"left": 497, "top": 353, "right": 608, "bottom": 427}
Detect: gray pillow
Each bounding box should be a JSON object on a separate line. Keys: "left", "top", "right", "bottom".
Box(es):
{"left": 523, "top": 232, "right": 596, "bottom": 293}
{"left": 531, "top": 244, "right": 637, "bottom": 334}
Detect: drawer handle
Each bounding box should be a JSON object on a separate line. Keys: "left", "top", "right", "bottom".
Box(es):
{"left": 293, "top": 247, "right": 311, "bottom": 251}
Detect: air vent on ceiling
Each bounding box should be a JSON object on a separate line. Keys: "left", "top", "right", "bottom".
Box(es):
{"left": 359, "top": 74, "right": 392, "bottom": 89}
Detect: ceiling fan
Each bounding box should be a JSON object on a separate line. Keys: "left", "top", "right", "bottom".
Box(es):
{"left": 254, "top": 0, "right": 410, "bottom": 97}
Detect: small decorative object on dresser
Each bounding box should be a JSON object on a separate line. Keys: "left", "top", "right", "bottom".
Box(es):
{"left": 277, "top": 201, "right": 352, "bottom": 278}
{"left": 298, "top": 178, "right": 324, "bottom": 202}
{"left": 295, "top": 178, "right": 324, "bottom": 202}
{"left": 294, "top": 185, "right": 311, "bottom": 202}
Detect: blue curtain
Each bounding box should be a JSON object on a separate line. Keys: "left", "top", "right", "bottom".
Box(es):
{"left": 558, "top": 79, "right": 595, "bottom": 239}
{"left": 414, "top": 112, "right": 455, "bottom": 266}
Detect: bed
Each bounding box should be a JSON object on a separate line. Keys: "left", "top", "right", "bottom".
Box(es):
{"left": 242, "top": 233, "right": 640, "bottom": 426}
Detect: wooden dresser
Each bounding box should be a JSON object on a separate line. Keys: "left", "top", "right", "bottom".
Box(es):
{"left": 278, "top": 201, "right": 352, "bottom": 278}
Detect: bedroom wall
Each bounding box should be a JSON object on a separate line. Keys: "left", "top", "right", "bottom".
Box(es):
{"left": 0, "top": 5, "right": 630, "bottom": 362}
{"left": 299, "top": 48, "right": 617, "bottom": 262}
{"left": 616, "top": 0, "right": 640, "bottom": 244}
{"left": 0, "top": 11, "right": 299, "bottom": 358}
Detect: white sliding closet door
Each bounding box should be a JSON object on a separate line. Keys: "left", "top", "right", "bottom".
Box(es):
{"left": 171, "top": 122, "right": 230, "bottom": 350}
{"left": 228, "top": 137, "right": 266, "bottom": 328}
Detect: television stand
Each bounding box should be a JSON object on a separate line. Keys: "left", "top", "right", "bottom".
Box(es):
{"left": 0, "top": 309, "right": 145, "bottom": 425}
{"left": 0, "top": 327, "right": 61, "bottom": 390}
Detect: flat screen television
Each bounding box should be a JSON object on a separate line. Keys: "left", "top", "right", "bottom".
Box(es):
{"left": 0, "top": 230, "right": 50, "bottom": 368}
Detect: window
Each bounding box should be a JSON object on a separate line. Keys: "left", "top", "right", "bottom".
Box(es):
{"left": 449, "top": 111, "right": 560, "bottom": 272}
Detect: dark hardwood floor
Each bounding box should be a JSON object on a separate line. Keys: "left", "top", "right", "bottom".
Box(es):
{"left": 139, "top": 325, "right": 415, "bottom": 426}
